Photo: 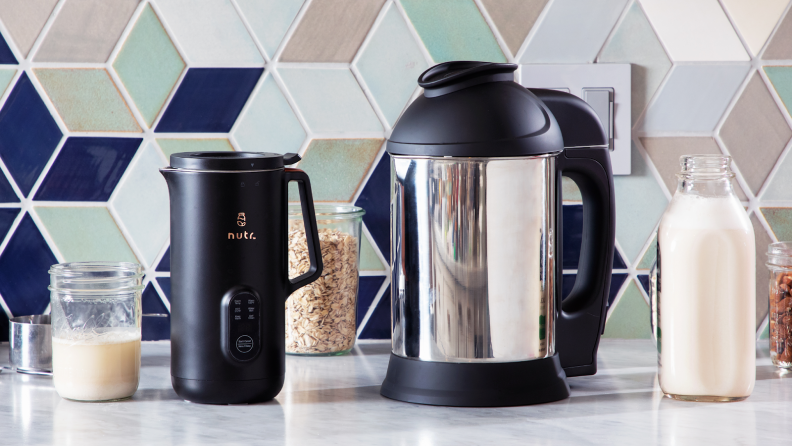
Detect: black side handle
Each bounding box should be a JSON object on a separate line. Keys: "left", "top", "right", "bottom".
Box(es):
{"left": 555, "top": 147, "right": 615, "bottom": 377}
{"left": 284, "top": 168, "right": 323, "bottom": 296}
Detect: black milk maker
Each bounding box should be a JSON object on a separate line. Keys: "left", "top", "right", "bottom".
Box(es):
{"left": 161, "top": 152, "right": 323, "bottom": 404}
{"left": 381, "top": 61, "right": 616, "bottom": 406}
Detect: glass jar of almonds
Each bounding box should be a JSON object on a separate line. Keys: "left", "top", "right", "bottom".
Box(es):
{"left": 286, "top": 204, "right": 365, "bottom": 355}
{"left": 767, "top": 242, "right": 792, "bottom": 369}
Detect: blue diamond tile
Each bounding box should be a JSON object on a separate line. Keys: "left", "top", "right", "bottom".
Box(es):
{"left": 157, "top": 277, "right": 171, "bottom": 300}
{"left": 562, "top": 272, "right": 628, "bottom": 309}
{"left": 0, "top": 171, "right": 18, "bottom": 202}
{"left": 359, "top": 287, "right": 390, "bottom": 340}
{"left": 356, "top": 276, "right": 386, "bottom": 328}
{"left": 637, "top": 274, "right": 651, "bottom": 297}
{"left": 35, "top": 137, "right": 142, "bottom": 201}
{"left": 155, "top": 68, "right": 263, "bottom": 133}
{"left": 0, "top": 208, "right": 19, "bottom": 243}
{"left": 142, "top": 282, "right": 170, "bottom": 341}
{"left": 0, "top": 213, "right": 57, "bottom": 316}
{"left": 563, "top": 204, "right": 624, "bottom": 270}
{"left": 156, "top": 246, "right": 170, "bottom": 272}
{"left": 354, "top": 153, "right": 389, "bottom": 258}
{"left": 0, "top": 33, "right": 17, "bottom": 64}
{"left": 0, "top": 73, "right": 62, "bottom": 197}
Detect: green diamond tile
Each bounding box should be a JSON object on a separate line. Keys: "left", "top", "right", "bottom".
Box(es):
{"left": 400, "top": 0, "right": 506, "bottom": 63}
{"left": 235, "top": 0, "right": 304, "bottom": 58}
{"left": 113, "top": 4, "right": 186, "bottom": 128}
{"left": 233, "top": 75, "right": 306, "bottom": 154}
{"left": 765, "top": 66, "right": 792, "bottom": 117}
{"left": 603, "top": 279, "right": 652, "bottom": 339}
{"left": 289, "top": 139, "right": 382, "bottom": 202}
{"left": 763, "top": 147, "right": 792, "bottom": 201}
{"left": 637, "top": 233, "right": 657, "bottom": 270}
{"left": 36, "top": 206, "right": 137, "bottom": 263}
{"left": 156, "top": 138, "right": 233, "bottom": 159}
{"left": 34, "top": 68, "right": 141, "bottom": 133}
{"left": 360, "top": 229, "right": 386, "bottom": 272}
{"left": 761, "top": 207, "right": 792, "bottom": 241}
{"left": 760, "top": 318, "right": 769, "bottom": 340}
{"left": 0, "top": 69, "right": 16, "bottom": 98}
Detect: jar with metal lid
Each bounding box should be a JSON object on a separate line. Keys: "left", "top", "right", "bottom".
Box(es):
{"left": 767, "top": 242, "right": 792, "bottom": 368}
{"left": 49, "top": 262, "right": 144, "bottom": 401}
{"left": 286, "top": 204, "right": 365, "bottom": 355}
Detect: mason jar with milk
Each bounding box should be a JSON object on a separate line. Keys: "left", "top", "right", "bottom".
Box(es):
{"left": 49, "top": 262, "right": 143, "bottom": 402}
{"left": 652, "top": 154, "right": 755, "bottom": 402}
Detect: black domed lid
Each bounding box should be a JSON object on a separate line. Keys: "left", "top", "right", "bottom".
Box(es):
{"left": 169, "top": 152, "right": 301, "bottom": 171}
{"left": 387, "top": 61, "right": 564, "bottom": 157}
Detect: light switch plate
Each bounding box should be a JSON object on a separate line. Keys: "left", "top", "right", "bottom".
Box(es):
{"left": 519, "top": 64, "right": 631, "bottom": 175}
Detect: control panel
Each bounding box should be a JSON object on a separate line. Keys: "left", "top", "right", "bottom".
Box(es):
{"left": 222, "top": 291, "right": 261, "bottom": 362}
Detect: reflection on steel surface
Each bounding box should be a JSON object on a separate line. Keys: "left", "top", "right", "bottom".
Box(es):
{"left": 391, "top": 155, "right": 556, "bottom": 362}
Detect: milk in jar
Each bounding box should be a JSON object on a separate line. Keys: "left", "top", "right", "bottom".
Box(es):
{"left": 654, "top": 155, "right": 755, "bottom": 401}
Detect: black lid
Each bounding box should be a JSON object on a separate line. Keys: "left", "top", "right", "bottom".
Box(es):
{"left": 387, "top": 61, "right": 564, "bottom": 157}
{"left": 169, "top": 152, "right": 301, "bottom": 171}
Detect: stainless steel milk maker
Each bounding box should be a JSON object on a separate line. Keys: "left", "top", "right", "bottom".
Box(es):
{"left": 381, "top": 61, "right": 616, "bottom": 406}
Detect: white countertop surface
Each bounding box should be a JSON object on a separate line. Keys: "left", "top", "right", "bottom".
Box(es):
{"left": 0, "top": 339, "right": 790, "bottom": 445}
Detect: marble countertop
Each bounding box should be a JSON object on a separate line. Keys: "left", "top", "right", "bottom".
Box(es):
{"left": 1, "top": 339, "right": 790, "bottom": 445}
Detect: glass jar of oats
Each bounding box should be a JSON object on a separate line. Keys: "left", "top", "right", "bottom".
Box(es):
{"left": 286, "top": 204, "right": 365, "bottom": 355}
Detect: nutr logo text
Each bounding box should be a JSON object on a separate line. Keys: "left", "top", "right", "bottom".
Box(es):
{"left": 229, "top": 212, "right": 256, "bottom": 240}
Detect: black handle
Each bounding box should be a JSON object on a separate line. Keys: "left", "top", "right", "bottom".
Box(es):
{"left": 555, "top": 147, "right": 615, "bottom": 377}
{"left": 284, "top": 168, "right": 323, "bottom": 296}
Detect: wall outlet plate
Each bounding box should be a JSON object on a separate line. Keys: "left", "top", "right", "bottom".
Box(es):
{"left": 519, "top": 64, "right": 631, "bottom": 175}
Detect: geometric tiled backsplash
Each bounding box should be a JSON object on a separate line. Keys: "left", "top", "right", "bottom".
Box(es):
{"left": 0, "top": 0, "right": 791, "bottom": 343}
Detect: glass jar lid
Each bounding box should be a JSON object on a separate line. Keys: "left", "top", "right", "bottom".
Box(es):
{"left": 49, "top": 262, "right": 144, "bottom": 294}
{"left": 767, "top": 242, "right": 792, "bottom": 269}
{"left": 288, "top": 204, "right": 365, "bottom": 220}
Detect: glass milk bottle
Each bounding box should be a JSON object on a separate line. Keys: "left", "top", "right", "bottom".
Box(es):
{"left": 652, "top": 155, "right": 755, "bottom": 401}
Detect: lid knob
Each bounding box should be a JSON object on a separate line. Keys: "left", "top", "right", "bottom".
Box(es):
{"left": 418, "top": 61, "right": 518, "bottom": 98}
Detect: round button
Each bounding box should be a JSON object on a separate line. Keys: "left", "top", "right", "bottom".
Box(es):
{"left": 236, "top": 335, "right": 253, "bottom": 353}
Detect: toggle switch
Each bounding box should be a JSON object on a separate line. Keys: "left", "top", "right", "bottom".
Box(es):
{"left": 582, "top": 88, "right": 614, "bottom": 152}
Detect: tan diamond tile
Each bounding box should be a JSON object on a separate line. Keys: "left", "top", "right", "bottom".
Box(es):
{"left": 0, "top": 0, "right": 58, "bottom": 58}
{"left": 752, "top": 213, "right": 773, "bottom": 327}
{"left": 480, "top": 0, "right": 548, "bottom": 57}
{"left": 641, "top": 136, "right": 747, "bottom": 200}
{"left": 719, "top": 72, "right": 792, "bottom": 194}
{"left": 763, "top": 8, "right": 792, "bottom": 59}
{"left": 280, "top": 0, "right": 385, "bottom": 62}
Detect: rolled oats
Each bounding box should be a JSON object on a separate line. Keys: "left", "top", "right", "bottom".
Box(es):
{"left": 286, "top": 221, "right": 359, "bottom": 354}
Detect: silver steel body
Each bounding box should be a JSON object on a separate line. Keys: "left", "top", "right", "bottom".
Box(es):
{"left": 391, "top": 155, "right": 556, "bottom": 363}
{"left": 9, "top": 315, "right": 52, "bottom": 374}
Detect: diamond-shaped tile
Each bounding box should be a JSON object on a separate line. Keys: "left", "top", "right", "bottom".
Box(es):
{"left": 0, "top": 213, "right": 57, "bottom": 316}
{"left": 641, "top": 137, "right": 747, "bottom": 200}
{"left": 0, "top": 208, "right": 18, "bottom": 244}
{"left": 280, "top": 0, "right": 384, "bottom": 62}
{"left": 721, "top": 0, "right": 788, "bottom": 57}
{"left": 480, "top": 0, "right": 547, "bottom": 57}
{"left": 355, "top": 4, "right": 428, "bottom": 127}
{"left": 760, "top": 318, "right": 770, "bottom": 339}
{"left": 0, "top": 169, "right": 18, "bottom": 202}
{"left": 763, "top": 147, "right": 792, "bottom": 201}
{"left": 637, "top": 233, "right": 656, "bottom": 270}
{"left": 521, "top": 0, "right": 628, "bottom": 63}
{"left": 354, "top": 153, "right": 389, "bottom": 258}
{"left": 36, "top": 206, "right": 137, "bottom": 263}
{"left": 639, "top": 64, "right": 749, "bottom": 133}
{"left": 156, "top": 138, "right": 233, "bottom": 159}
{"left": 154, "top": 0, "right": 263, "bottom": 65}
{"left": 235, "top": 0, "right": 304, "bottom": 58}
{"left": 113, "top": 4, "right": 185, "bottom": 128}
{"left": 279, "top": 67, "right": 382, "bottom": 133}
{"left": 751, "top": 213, "right": 773, "bottom": 328}
{"left": 0, "top": 73, "right": 62, "bottom": 197}
{"left": 562, "top": 204, "right": 628, "bottom": 270}
{"left": 155, "top": 68, "right": 263, "bottom": 133}
{"left": 34, "top": 0, "right": 138, "bottom": 63}
{"left": 0, "top": 69, "right": 16, "bottom": 97}
{"left": 0, "top": 32, "right": 16, "bottom": 64}
{"left": 35, "top": 137, "right": 141, "bottom": 201}
{"left": 289, "top": 139, "right": 382, "bottom": 202}
{"left": 142, "top": 282, "right": 170, "bottom": 341}
{"left": 156, "top": 246, "right": 170, "bottom": 272}
{"left": 598, "top": 2, "right": 671, "bottom": 123}
{"left": 111, "top": 142, "right": 169, "bottom": 268}
{"left": 761, "top": 208, "right": 792, "bottom": 241}
{"left": 603, "top": 279, "right": 651, "bottom": 339}
{"left": 0, "top": 0, "right": 59, "bottom": 59}
{"left": 233, "top": 75, "right": 305, "bottom": 154}
{"left": 614, "top": 143, "right": 668, "bottom": 263}
{"left": 356, "top": 275, "right": 386, "bottom": 328}
{"left": 34, "top": 68, "right": 141, "bottom": 132}
{"left": 764, "top": 66, "right": 792, "bottom": 118}
{"left": 764, "top": 8, "right": 792, "bottom": 59}
{"left": 359, "top": 229, "right": 386, "bottom": 272}
{"left": 639, "top": 0, "right": 749, "bottom": 61}
{"left": 720, "top": 73, "right": 792, "bottom": 195}
{"left": 636, "top": 274, "right": 651, "bottom": 296}
{"left": 358, "top": 287, "right": 389, "bottom": 339}
{"left": 157, "top": 277, "right": 171, "bottom": 301}
{"left": 400, "top": 0, "right": 506, "bottom": 63}
{"left": 609, "top": 274, "right": 630, "bottom": 308}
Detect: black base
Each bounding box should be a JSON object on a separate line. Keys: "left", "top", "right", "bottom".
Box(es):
{"left": 380, "top": 353, "right": 570, "bottom": 407}
{"left": 172, "top": 375, "right": 284, "bottom": 405}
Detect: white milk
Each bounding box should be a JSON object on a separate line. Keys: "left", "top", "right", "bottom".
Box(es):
{"left": 52, "top": 330, "right": 141, "bottom": 401}
{"left": 657, "top": 193, "right": 755, "bottom": 398}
